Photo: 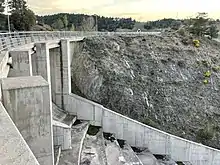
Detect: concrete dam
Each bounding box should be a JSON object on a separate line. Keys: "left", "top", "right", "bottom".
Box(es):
{"left": 0, "top": 31, "right": 220, "bottom": 165}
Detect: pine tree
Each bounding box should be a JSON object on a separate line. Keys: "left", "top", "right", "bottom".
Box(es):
{"left": 0, "top": 0, "right": 4, "bottom": 13}
{"left": 9, "top": 0, "right": 27, "bottom": 12}
{"left": 9, "top": 0, "right": 36, "bottom": 31}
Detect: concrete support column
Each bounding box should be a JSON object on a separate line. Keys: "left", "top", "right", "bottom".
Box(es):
{"left": 53, "top": 40, "right": 71, "bottom": 110}
{"left": 33, "top": 43, "right": 51, "bottom": 83}
{"left": 60, "top": 39, "right": 71, "bottom": 95}
{"left": 8, "top": 50, "right": 33, "bottom": 77}
{"left": 1, "top": 76, "right": 54, "bottom": 165}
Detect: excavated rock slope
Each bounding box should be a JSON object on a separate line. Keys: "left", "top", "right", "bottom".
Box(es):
{"left": 71, "top": 32, "right": 220, "bottom": 149}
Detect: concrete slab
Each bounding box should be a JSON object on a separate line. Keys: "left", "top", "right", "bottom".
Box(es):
{"left": 58, "top": 121, "right": 89, "bottom": 165}
{"left": 0, "top": 102, "right": 40, "bottom": 165}
{"left": 1, "top": 76, "right": 48, "bottom": 90}
{"left": 120, "top": 141, "right": 143, "bottom": 165}
{"left": 80, "top": 129, "right": 107, "bottom": 165}
{"left": 135, "top": 149, "right": 160, "bottom": 165}
{"left": 104, "top": 139, "right": 126, "bottom": 165}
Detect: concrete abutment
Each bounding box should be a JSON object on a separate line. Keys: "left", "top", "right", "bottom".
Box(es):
{"left": 1, "top": 76, "right": 54, "bottom": 165}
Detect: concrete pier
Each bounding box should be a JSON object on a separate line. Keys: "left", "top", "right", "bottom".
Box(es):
{"left": 34, "top": 43, "right": 51, "bottom": 83}
{"left": 50, "top": 40, "right": 71, "bottom": 109}
{"left": 49, "top": 47, "right": 61, "bottom": 104}
{"left": 8, "top": 50, "right": 33, "bottom": 77}
{"left": 1, "top": 76, "right": 54, "bottom": 165}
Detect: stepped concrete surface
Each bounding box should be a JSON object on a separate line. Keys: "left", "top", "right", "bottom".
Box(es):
{"left": 80, "top": 129, "right": 107, "bottom": 165}
{"left": 0, "top": 102, "right": 40, "bottom": 165}
{"left": 58, "top": 121, "right": 89, "bottom": 165}
{"left": 121, "top": 142, "right": 143, "bottom": 165}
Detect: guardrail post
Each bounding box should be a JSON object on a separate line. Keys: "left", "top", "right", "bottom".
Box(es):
{"left": 0, "top": 36, "right": 5, "bottom": 51}
{"left": 31, "top": 33, "right": 35, "bottom": 42}
{"left": 9, "top": 34, "right": 14, "bottom": 48}
{"left": 4, "top": 35, "right": 10, "bottom": 50}
{"left": 45, "top": 32, "right": 48, "bottom": 40}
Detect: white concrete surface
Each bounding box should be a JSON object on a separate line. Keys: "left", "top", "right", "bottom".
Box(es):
{"left": 49, "top": 47, "right": 61, "bottom": 104}
{"left": 0, "top": 102, "right": 40, "bottom": 165}
{"left": 66, "top": 93, "right": 220, "bottom": 165}
{"left": 49, "top": 40, "right": 72, "bottom": 109}
{"left": 0, "top": 51, "right": 10, "bottom": 79}
{"left": 8, "top": 50, "right": 33, "bottom": 77}
{"left": 1, "top": 76, "right": 54, "bottom": 165}
{"left": 60, "top": 39, "right": 71, "bottom": 95}
{"left": 34, "top": 43, "right": 51, "bottom": 83}
{"left": 53, "top": 121, "right": 72, "bottom": 150}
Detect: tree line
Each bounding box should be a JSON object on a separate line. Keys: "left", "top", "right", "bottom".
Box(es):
{"left": 143, "top": 13, "right": 219, "bottom": 38}
{"left": 37, "top": 14, "right": 136, "bottom": 31}
{"left": 0, "top": 1, "right": 219, "bottom": 38}
{"left": 0, "top": 0, "right": 36, "bottom": 31}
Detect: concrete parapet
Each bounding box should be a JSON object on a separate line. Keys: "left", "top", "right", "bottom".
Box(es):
{"left": 66, "top": 93, "right": 220, "bottom": 165}
{"left": 0, "top": 102, "right": 40, "bottom": 165}
{"left": 1, "top": 76, "right": 54, "bottom": 165}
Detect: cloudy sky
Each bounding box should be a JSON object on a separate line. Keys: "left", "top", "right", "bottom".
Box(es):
{"left": 27, "top": 0, "right": 220, "bottom": 21}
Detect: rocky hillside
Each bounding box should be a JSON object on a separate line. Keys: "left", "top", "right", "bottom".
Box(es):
{"left": 71, "top": 32, "right": 220, "bottom": 149}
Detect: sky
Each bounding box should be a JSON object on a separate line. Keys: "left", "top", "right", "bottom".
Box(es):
{"left": 27, "top": 0, "right": 220, "bottom": 21}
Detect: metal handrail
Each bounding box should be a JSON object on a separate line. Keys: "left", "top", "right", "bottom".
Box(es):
{"left": 0, "top": 31, "right": 161, "bottom": 52}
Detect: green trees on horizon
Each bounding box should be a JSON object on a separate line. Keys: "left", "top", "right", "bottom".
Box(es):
{"left": 37, "top": 14, "right": 136, "bottom": 31}
{"left": 0, "top": 0, "right": 36, "bottom": 31}
{"left": 0, "top": 0, "right": 4, "bottom": 13}
{"left": 188, "top": 12, "right": 219, "bottom": 39}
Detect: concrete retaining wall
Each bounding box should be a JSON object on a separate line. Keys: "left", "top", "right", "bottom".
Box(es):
{"left": 66, "top": 93, "right": 220, "bottom": 165}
